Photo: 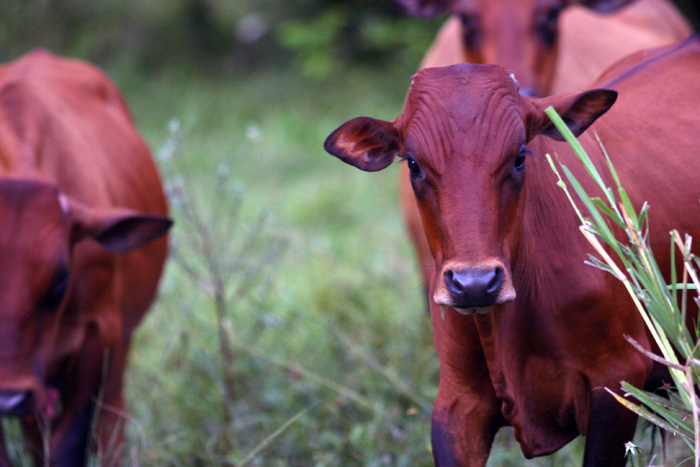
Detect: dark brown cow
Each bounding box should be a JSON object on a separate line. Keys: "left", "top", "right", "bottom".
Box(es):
{"left": 399, "top": 0, "right": 692, "bottom": 298}
{"left": 325, "top": 36, "right": 700, "bottom": 466}
{"left": 0, "top": 50, "right": 171, "bottom": 466}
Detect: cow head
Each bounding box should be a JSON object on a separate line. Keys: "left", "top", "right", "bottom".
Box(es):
{"left": 0, "top": 178, "right": 172, "bottom": 418}
{"left": 397, "top": 0, "right": 634, "bottom": 96}
{"left": 325, "top": 64, "right": 615, "bottom": 314}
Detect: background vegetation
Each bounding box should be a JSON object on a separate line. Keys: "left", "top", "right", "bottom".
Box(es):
{"left": 0, "top": 0, "right": 698, "bottom": 465}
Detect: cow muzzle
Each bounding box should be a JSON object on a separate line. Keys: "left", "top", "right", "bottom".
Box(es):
{"left": 0, "top": 384, "right": 61, "bottom": 420}
{"left": 0, "top": 389, "right": 34, "bottom": 417}
{"left": 434, "top": 261, "right": 516, "bottom": 314}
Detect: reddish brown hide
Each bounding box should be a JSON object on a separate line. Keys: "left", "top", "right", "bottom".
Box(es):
{"left": 325, "top": 36, "right": 700, "bottom": 466}
{"left": 398, "top": 0, "right": 692, "bottom": 298}
{"left": 0, "top": 50, "right": 171, "bottom": 466}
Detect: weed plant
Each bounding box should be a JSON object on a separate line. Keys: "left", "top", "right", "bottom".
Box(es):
{"left": 546, "top": 107, "right": 699, "bottom": 467}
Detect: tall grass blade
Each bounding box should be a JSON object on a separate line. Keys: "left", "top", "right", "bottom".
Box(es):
{"left": 546, "top": 106, "right": 700, "bottom": 464}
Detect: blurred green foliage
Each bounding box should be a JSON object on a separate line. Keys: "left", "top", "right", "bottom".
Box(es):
{"left": 0, "top": 0, "right": 441, "bottom": 78}
{"left": 2, "top": 0, "right": 694, "bottom": 79}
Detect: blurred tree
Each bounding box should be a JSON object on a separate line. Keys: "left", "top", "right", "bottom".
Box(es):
{"left": 0, "top": 0, "right": 438, "bottom": 76}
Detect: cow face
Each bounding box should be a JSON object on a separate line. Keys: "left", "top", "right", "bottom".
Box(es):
{"left": 397, "top": 0, "right": 634, "bottom": 96}
{"left": 0, "top": 179, "right": 172, "bottom": 418}
{"left": 325, "top": 64, "right": 615, "bottom": 314}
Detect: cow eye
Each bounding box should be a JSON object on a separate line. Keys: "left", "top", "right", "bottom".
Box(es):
{"left": 403, "top": 153, "right": 423, "bottom": 178}
{"left": 38, "top": 265, "right": 70, "bottom": 312}
{"left": 513, "top": 147, "right": 530, "bottom": 172}
{"left": 535, "top": 6, "right": 560, "bottom": 48}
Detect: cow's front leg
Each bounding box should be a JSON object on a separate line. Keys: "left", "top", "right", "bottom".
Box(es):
{"left": 582, "top": 388, "right": 638, "bottom": 467}
{"left": 432, "top": 384, "right": 503, "bottom": 467}
{"left": 47, "top": 322, "right": 104, "bottom": 467}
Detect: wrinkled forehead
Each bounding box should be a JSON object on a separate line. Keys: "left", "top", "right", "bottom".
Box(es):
{"left": 397, "top": 64, "right": 524, "bottom": 143}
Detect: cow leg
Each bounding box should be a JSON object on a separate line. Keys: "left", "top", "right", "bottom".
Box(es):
{"left": 432, "top": 387, "right": 502, "bottom": 467}
{"left": 51, "top": 402, "right": 93, "bottom": 467}
{"left": 46, "top": 323, "right": 103, "bottom": 467}
{"left": 582, "top": 389, "right": 638, "bottom": 467}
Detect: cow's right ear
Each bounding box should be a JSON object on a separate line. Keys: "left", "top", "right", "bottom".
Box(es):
{"left": 65, "top": 197, "right": 172, "bottom": 254}
{"left": 395, "top": 0, "right": 454, "bottom": 18}
{"left": 324, "top": 117, "right": 403, "bottom": 172}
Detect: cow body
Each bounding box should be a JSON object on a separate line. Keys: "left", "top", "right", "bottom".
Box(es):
{"left": 399, "top": 0, "right": 693, "bottom": 296}
{"left": 0, "top": 50, "right": 171, "bottom": 466}
{"left": 325, "top": 36, "right": 700, "bottom": 466}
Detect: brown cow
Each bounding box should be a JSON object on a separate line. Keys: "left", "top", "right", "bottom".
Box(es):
{"left": 0, "top": 50, "right": 171, "bottom": 466}
{"left": 398, "top": 0, "right": 693, "bottom": 297}
{"left": 324, "top": 36, "right": 700, "bottom": 466}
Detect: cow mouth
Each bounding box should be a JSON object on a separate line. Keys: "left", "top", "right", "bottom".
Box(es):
{"left": 452, "top": 306, "right": 494, "bottom": 316}
{"left": 42, "top": 386, "right": 61, "bottom": 420}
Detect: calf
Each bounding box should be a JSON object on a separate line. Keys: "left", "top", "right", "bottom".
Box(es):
{"left": 0, "top": 50, "right": 171, "bottom": 466}
{"left": 325, "top": 36, "right": 700, "bottom": 466}
{"left": 399, "top": 0, "right": 693, "bottom": 298}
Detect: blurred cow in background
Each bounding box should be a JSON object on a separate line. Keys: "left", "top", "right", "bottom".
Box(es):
{"left": 0, "top": 50, "right": 171, "bottom": 467}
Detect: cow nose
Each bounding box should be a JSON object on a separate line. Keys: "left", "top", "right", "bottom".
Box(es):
{"left": 0, "top": 390, "right": 34, "bottom": 416}
{"left": 444, "top": 267, "right": 504, "bottom": 308}
{"left": 519, "top": 87, "right": 539, "bottom": 97}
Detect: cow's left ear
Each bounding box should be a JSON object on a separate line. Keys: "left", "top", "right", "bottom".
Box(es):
{"left": 566, "top": 0, "right": 635, "bottom": 13}
{"left": 67, "top": 198, "right": 173, "bottom": 254}
{"left": 526, "top": 89, "right": 617, "bottom": 141}
{"left": 324, "top": 116, "right": 403, "bottom": 172}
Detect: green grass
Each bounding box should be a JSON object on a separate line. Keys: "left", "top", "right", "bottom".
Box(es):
{"left": 121, "top": 64, "right": 439, "bottom": 466}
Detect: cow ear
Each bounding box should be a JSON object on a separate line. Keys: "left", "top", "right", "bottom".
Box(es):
{"left": 565, "top": 0, "right": 634, "bottom": 13}
{"left": 324, "top": 117, "right": 403, "bottom": 172}
{"left": 395, "top": 0, "right": 454, "bottom": 18}
{"left": 526, "top": 89, "right": 617, "bottom": 141}
{"left": 67, "top": 198, "right": 172, "bottom": 254}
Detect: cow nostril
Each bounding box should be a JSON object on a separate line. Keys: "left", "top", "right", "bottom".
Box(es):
{"left": 445, "top": 269, "right": 456, "bottom": 287}
{"left": 519, "top": 87, "right": 539, "bottom": 97}
{"left": 486, "top": 267, "right": 504, "bottom": 295}
{"left": 444, "top": 269, "right": 466, "bottom": 293}
{"left": 0, "top": 390, "right": 33, "bottom": 416}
